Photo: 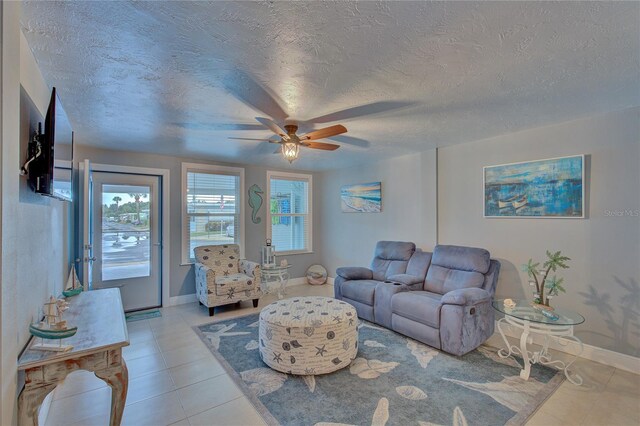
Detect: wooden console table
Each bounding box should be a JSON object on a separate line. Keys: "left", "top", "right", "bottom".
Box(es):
{"left": 17, "top": 288, "right": 130, "bottom": 426}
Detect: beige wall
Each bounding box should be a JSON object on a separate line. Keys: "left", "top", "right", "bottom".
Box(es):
{"left": 438, "top": 107, "right": 640, "bottom": 356}
{"left": 318, "top": 150, "right": 438, "bottom": 275}
{"left": 74, "top": 145, "right": 324, "bottom": 298}
{"left": 2, "top": 5, "right": 70, "bottom": 424}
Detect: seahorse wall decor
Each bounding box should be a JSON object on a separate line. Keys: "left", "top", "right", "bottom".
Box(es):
{"left": 248, "top": 184, "right": 264, "bottom": 224}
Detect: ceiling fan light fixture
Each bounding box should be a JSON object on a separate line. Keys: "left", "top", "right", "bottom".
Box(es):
{"left": 282, "top": 142, "right": 300, "bottom": 163}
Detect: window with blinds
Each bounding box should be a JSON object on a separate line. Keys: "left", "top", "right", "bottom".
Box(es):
{"left": 182, "top": 163, "right": 244, "bottom": 263}
{"left": 267, "top": 171, "right": 312, "bottom": 254}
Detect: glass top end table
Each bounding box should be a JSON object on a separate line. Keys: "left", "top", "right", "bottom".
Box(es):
{"left": 261, "top": 264, "right": 293, "bottom": 299}
{"left": 492, "top": 299, "right": 585, "bottom": 385}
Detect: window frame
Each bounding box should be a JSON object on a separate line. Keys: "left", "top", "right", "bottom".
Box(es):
{"left": 266, "top": 170, "right": 313, "bottom": 256}
{"left": 181, "top": 162, "right": 245, "bottom": 264}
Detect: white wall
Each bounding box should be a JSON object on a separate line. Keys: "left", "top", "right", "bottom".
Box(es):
{"left": 318, "top": 150, "right": 438, "bottom": 275}
{"left": 73, "top": 145, "right": 324, "bottom": 298}
{"left": 438, "top": 107, "right": 640, "bottom": 357}
{"left": 1, "top": 6, "right": 70, "bottom": 424}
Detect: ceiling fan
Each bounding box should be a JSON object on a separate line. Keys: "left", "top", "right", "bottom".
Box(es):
{"left": 231, "top": 117, "right": 347, "bottom": 163}
{"left": 185, "top": 69, "right": 418, "bottom": 163}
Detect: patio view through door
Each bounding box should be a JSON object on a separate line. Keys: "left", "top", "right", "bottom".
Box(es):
{"left": 91, "top": 171, "right": 162, "bottom": 312}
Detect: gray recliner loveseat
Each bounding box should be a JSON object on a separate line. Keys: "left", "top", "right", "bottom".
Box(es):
{"left": 334, "top": 241, "right": 500, "bottom": 356}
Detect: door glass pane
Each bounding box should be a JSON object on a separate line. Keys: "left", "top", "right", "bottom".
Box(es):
{"left": 101, "top": 184, "right": 151, "bottom": 281}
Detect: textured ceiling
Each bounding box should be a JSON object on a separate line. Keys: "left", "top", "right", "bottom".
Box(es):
{"left": 21, "top": 1, "right": 640, "bottom": 170}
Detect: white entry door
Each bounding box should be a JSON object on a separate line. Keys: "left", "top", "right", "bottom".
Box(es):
{"left": 91, "top": 172, "right": 162, "bottom": 311}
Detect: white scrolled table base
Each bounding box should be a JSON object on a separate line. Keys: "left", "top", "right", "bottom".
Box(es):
{"left": 497, "top": 315, "right": 583, "bottom": 385}
{"left": 261, "top": 269, "right": 290, "bottom": 300}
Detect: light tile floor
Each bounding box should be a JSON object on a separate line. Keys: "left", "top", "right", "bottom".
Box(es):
{"left": 44, "top": 284, "right": 640, "bottom": 426}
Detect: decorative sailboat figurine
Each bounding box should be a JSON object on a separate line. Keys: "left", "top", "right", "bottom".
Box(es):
{"left": 63, "top": 265, "right": 83, "bottom": 297}
{"left": 29, "top": 295, "right": 77, "bottom": 352}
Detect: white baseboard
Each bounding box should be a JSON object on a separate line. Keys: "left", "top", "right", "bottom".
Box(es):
{"left": 495, "top": 321, "right": 640, "bottom": 374}
{"left": 167, "top": 277, "right": 330, "bottom": 307}
{"left": 168, "top": 293, "right": 197, "bottom": 306}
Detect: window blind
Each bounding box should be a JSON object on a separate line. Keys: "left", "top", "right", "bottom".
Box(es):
{"left": 269, "top": 176, "right": 311, "bottom": 253}
{"left": 185, "top": 171, "right": 240, "bottom": 261}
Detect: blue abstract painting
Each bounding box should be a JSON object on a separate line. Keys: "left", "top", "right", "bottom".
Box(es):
{"left": 341, "top": 182, "right": 382, "bottom": 213}
{"left": 484, "top": 155, "right": 584, "bottom": 218}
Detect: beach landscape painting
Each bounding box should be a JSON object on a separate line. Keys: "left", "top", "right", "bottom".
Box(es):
{"left": 341, "top": 182, "right": 382, "bottom": 213}
{"left": 484, "top": 155, "right": 584, "bottom": 218}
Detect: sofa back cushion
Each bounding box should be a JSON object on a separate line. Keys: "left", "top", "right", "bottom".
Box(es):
{"left": 406, "top": 249, "right": 432, "bottom": 280}
{"left": 424, "top": 245, "right": 491, "bottom": 294}
{"left": 194, "top": 244, "right": 240, "bottom": 276}
{"left": 370, "top": 241, "right": 415, "bottom": 281}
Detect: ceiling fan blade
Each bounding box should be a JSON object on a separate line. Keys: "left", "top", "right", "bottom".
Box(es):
{"left": 255, "top": 117, "right": 290, "bottom": 141}
{"left": 173, "top": 122, "right": 265, "bottom": 131}
{"left": 327, "top": 135, "right": 370, "bottom": 148}
{"left": 301, "top": 142, "right": 340, "bottom": 151}
{"left": 306, "top": 101, "right": 417, "bottom": 123}
{"left": 228, "top": 137, "right": 273, "bottom": 142}
{"left": 300, "top": 125, "right": 347, "bottom": 141}
{"left": 222, "top": 69, "right": 288, "bottom": 121}
{"left": 273, "top": 146, "right": 282, "bottom": 154}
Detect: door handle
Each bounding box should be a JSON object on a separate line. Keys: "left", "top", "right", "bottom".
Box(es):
{"left": 153, "top": 243, "right": 162, "bottom": 247}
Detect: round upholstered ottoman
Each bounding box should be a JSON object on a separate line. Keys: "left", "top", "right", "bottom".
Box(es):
{"left": 258, "top": 296, "right": 358, "bottom": 375}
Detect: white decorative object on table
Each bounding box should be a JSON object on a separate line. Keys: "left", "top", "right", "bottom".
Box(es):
{"left": 503, "top": 298, "right": 516, "bottom": 309}
{"left": 492, "top": 299, "right": 585, "bottom": 385}
{"left": 261, "top": 239, "right": 276, "bottom": 267}
{"left": 258, "top": 296, "right": 358, "bottom": 375}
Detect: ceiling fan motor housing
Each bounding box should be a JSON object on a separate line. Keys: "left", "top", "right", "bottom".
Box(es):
{"left": 283, "top": 124, "right": 302, "bottom": 142}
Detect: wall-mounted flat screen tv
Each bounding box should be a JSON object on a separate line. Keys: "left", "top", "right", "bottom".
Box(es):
{"left": 27, "top": 87, "right": 73, "bottom": 202}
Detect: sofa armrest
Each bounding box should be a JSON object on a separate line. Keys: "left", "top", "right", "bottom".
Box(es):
{"left": 336, "top": 267, "right": 373, "bottom": 280}
{"left": 441, "top": 288, "right": 491, "bottom": 306}
{"left": 239, "top": 259, "right": 261, "bottom": 278}
{"left": 386, "top": 274, "right": 423, "bottom": 286}
{"left": 374, "top": 281, "right": 415, "bottom": 328}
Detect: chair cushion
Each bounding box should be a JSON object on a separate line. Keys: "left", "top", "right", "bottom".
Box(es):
{"left": 340, "top": 280, "right": 379, "bottom": 306}
{"left": 194, "top": 244, "right": 240, "bottom": 275}
{"left": 391, "top": 291, "right": 442, "bottom": 328}
{"left": 214, "top": 273, "right": 254, "bottom": 297}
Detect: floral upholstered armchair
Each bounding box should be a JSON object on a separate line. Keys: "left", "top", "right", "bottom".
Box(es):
{"left": 194, "top": 244, "right": 262, "bottom": 316}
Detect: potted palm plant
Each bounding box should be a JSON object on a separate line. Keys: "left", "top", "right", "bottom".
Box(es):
{"left": 522, "top": 250, "right": 570, "bottom": 309}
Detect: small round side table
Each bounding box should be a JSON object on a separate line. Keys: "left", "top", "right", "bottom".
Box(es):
{"left": 261, "top": 264, "right": 293, "bottom": 299}
{"left": 492, "top": 299, "right": 585, "bottom": 385}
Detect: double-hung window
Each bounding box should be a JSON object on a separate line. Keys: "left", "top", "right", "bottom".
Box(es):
{"left": 266, "top": 171, "right": 312, "bottom": 254}
{"left": 182, "top": 163, "right": 244, "bottom": 263}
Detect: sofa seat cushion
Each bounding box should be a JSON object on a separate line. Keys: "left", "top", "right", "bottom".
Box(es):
{"left": 340, "top": 280, "right": 379, "bottom": 306}
{"left": 214, "top": 273, "right": 254, "bottom": 296}
{"left": 391, "top": 291, "right": 443, "bottom": 328}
